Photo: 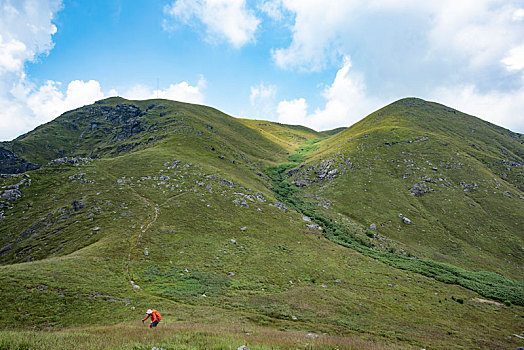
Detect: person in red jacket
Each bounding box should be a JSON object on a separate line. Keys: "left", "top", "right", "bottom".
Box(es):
{"left": 142, "top": 309, "right": 161, "bottom": 328}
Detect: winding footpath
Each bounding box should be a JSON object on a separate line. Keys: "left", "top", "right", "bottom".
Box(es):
{"left": 126, "top": 191, "right": 188, "bottom": 291}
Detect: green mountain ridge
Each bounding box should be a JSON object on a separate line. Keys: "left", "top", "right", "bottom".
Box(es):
{"left": 0, "top": 97, "right": 522, "bottom": 349}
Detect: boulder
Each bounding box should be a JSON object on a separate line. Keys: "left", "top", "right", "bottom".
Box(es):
{"left": 409, "top": 182, "right": 429, "bottom": 196}
{"left": 1, "top": 189, "right": 21, "bottom": 201}
{"left": 307, "top": 224, "right": 322, "bottom": 230}
{"left": 72, "top": 200, "right": 86, "bottom": 211}
{"left": 402, "top": 217, "right": 412, "bottom": 224}
{"left": 271, "top": 201, "right": 288, "bottom": 212}
{"left": 315, "top": 159, "right": 337, "bottom": 180}
{"left": 370, "top": 223, "right": 377, "bottom": 230}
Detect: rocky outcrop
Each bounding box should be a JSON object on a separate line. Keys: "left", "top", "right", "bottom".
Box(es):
{"left": 0, "top": 147, "right": 39, "bottom": 174}
{"left": 289, "top": 155, "right": 353, "bottom": 187}
{"left": 50, "top": 157, "right": 92, "bottom": 165}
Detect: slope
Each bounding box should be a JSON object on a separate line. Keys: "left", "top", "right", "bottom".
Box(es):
{"left": 0, "top": 97, "right": 522, "bottom": 349}
{"left": 288, "top": 98, "right": 524, "bottom": 280}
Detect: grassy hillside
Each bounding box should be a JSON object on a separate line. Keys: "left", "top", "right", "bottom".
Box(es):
{"left": 288, "top": 98, "right": 524, "bottom": 279}
{"left": 0, "top": 97, "right": 523, "bottom": 349}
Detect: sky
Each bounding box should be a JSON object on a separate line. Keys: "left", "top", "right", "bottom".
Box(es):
{"left": 1, "top": 0, "right": 524, "bottom": 141}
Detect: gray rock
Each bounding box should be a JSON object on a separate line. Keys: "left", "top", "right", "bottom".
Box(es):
{"left": 315, "top": 159, "right": 336, "bottom": 180}
{"left": 72, "top": 200, "right": 85, "bottom": 211}
{"left": 227, "top": 272, "right": 235, "bottom": 276}
{"left": 409, "top": 182, "right": 430, "bottom": 196}
{"left": 221, "top": 179, "right": 234, "bottom": 187}
{"left": 240, "top": 227, "right": 247, "bottom": 231}
{"left": 254, "top": 192, "right": 265, "bottom": 202}
{"left": 402, "top": 217, "right": 412, "bottom": 224}
{"left": 237, "top": 346, "right": 250, "bottom": 350}
{"left": 302, "top": 216, "right": 311, "bottom": 222}
{"left": 271, "top": 201, "right": 288, "bottom": 212}
{"left": 370, "top": 223, "right": 377, "bottom": 230}
{"left": 1, "top": 189, "right": 21, "bottom": 201}
{"left": 306, "top": 224, "right": 322, "bottom": 230}
{"left": 233, "top": 199, "right": 248, "bottom": 207}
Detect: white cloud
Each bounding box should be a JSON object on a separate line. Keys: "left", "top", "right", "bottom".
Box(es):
{"left": 277, "top": 57, "right": 384, "bottom": 130}
{"left": 26, "top": 80, "right": 104, "bottom": 122}
{"left": 502, "top": 44, "right": 524, "bottom": 71}
{"left": 271, "top": 0, "right": 353, "bottom": 71}
{"left": 0, "top": 0, "right": 60, "bottom": 71}
{"left": 121, "top": 77, "right": 206, "bottom": 104}
{"left": 276, "top": 98, "right": 308, "bottom": 125}
{"left": 0, "top": 0, "right": 63, "bottom": 140}
{"left": 250, "top": 82, "right": 276, "bottom": 105}
{"left": 0, "top": 35, "right": 28, "bottom": 73}
{"left": 266, "top": 0, "right": 524, "bottom": 132}
{"left": 258, "top": 0, "right": 285, "bottom": 21}
{"left": 164, "top": 0, "right": 260, "bottom": 48}
{"left": 269, "top": 1, "right": 524, "bottom": 74}
{"left": 432, "top": 80, "right": 524, "bottom": 133}
{"left": 246, "top": 82, "right": 277, "bottom": 120}
{"left": 513, "top": 8, "right": 524, "bottom": 21}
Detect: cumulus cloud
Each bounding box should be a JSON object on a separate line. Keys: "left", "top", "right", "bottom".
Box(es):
{"left": 0, "top": 0, "right": 63, "bottom": 140}
{"left": 276, "top": 98, "right": 308, "bottom": 126}
{"left": 26, "top": 80, "right": 104, "bottom": 122}
{"left": 120, "top": 77, "right": 206, "bottom": 104}
{"left": 277, "top": 57, "right": 384, "bottom": 130}
{"left": 502, "top": 45, "right": 524, "bottom": 72}
{"left": 258, "top": 0, "right": 285, "bottom": 21}
{"left": 163, "top": 0, "right": 260, "bottom": 48}
{"left": 266, "top": 0, "right": 524, "bottom": 132}
{"left": 238, "top": 82, "right": 278, "bottom": 120}
{"left": 269, "top": 0, "right": 524, "bottom": 75}
{"left": 432, "top": 80, "right": 524, "bottom": 133}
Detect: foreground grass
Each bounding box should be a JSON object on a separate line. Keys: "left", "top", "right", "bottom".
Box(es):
{"left": 0, "top": 322, "right": 395, "bottom": 350}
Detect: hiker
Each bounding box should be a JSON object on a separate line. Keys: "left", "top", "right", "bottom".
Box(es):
{"left": 142, "top": 309, "right": 161, "bottom": 328}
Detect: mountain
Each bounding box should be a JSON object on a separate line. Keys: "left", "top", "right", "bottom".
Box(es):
{"left": 0, "top": 97, "right": 522, "bottom": 349}
{"left": 288, "top": 98, "right": 524, "bottom": 279}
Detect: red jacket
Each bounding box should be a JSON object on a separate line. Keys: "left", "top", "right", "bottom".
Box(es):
{"left": 143, "top": 309, "right": 161, "bottom": 323}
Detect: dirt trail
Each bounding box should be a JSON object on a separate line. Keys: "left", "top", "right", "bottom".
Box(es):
{"left": 126, "top": 191, "right": 188, "bottom": 290}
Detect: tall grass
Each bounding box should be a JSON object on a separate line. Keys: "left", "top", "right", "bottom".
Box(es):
{"left": 0, "top": 322, "right": 393, "bottom": 349}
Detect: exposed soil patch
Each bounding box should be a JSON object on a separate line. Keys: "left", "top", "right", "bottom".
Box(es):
{"left": 471, "top": 298, "right": 503, "bottom": 306}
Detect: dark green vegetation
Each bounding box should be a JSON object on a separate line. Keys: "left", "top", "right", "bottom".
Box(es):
{"left": 0, "top": 97, "right": 522, "bottom": 349}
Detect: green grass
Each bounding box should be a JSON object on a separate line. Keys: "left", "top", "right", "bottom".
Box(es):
{"left": 0, "top": 322, "right": 400, "bottom": 349}
{"left": 286, "top": 98, "right": 523, "bottom": 279}
{"left": 0, "top": 97, "right": 523, "bottom": 349}
{"left": 287, "top": 138, "right": 324, "bottom": 163}
{"left": 266, "top": 160, "right": 524, "bottom": 305}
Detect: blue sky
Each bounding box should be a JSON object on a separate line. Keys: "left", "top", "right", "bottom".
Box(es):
{"left": 1, "top": 0, "right": 524, "bottom": 140}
